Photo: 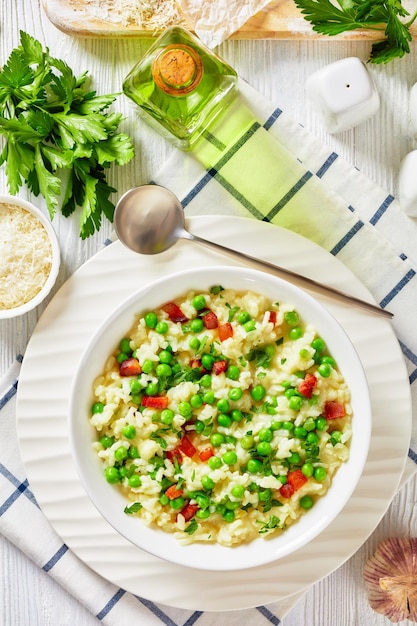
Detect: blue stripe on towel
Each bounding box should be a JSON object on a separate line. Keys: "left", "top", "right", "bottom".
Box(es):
{"left": 137, "top": 596, "right": 183, "bottom": 625}
{"left": 0, "top": 465, "right": 38, "bottom": 514}
{"left": 330, "top": 221, "right": 364, "bottom": 255}
{"left": 263, "top": 107, "right": 283, "bottom": 130}
{"left": 370, "top": 195, "right": 395, "bottom": 225}
{"left": 96, "top": 588, "right": 126, "bottom": 620}
{"left": 257, "top": 604, "right": 281, "bottom": 624}
{"left": 379, "top": 269, "right": 416, "bottom": 308}
{"left": 316, "top": 152, "right": 338, "bottom": 178}
{"left": 43, "top": 544, "right": 69, "bottom": 571}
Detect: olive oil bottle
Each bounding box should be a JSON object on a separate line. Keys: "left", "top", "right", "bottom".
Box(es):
{"left": 123, "top": 26, "right": 238, "bottom": 150}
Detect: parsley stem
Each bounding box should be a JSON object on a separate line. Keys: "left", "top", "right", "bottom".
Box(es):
{"left": 405, "top": 8, "right": 417, "bottom": 28}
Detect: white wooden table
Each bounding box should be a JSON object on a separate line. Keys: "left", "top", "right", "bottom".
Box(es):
{"left": 1, "top": 1, "right": 416, "bottom": 624}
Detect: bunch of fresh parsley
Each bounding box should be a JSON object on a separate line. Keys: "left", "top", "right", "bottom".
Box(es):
{"left": 0, "top": 31, "right": 134, "bottom": 238}
{"left": 293, "top": 0, "right": 417, "bottom": 63}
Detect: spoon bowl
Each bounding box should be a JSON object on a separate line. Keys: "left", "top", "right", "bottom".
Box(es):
{"left": 114, "top": 184, "right": 392, "bottom": 319}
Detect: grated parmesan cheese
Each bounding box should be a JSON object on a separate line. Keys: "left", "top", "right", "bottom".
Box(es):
{"left": 0, "top": 203, "right": 52, "bottom": 310}
{"left": 83, "top": 0, "right": 186, "bottom": 29}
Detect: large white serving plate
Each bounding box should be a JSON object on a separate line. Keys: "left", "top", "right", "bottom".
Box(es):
{"left": 16, "top": 215, "right": 411, "bottom": 611}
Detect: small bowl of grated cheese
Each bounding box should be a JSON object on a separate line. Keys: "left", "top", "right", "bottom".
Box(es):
{"left": 0, "top": 195, "right": 60, "bottom": 319}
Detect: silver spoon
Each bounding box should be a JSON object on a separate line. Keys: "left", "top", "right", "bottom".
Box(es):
{"left": 114, "top": 185, "right": 393, "bottom": 319}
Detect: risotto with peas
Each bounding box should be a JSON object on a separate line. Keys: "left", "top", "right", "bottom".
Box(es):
{"left": 90, "top": 285, "right": 352, "bottom": 546}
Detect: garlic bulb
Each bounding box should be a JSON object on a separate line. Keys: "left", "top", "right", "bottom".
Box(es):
{"left": 364, "top": 537, "right": 417, "bottom": 623}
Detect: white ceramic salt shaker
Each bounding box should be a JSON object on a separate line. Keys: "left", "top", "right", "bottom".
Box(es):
{"left": 306, "top": 57, "right": 380, "bottom": 133}
{"left": 398, "top": 150, "right": 417, "bottom": 216}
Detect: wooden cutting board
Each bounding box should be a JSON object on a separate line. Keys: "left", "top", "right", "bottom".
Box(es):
{"left": 42, "top": 0, "right": 416, "bottom": 40}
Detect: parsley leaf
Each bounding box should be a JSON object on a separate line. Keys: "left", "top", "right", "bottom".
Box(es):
{"left": 293, "top": 0, "right": 417, "bottom": 63}
{"left": 0, "top": 31, "right": 134, "bottom": 237}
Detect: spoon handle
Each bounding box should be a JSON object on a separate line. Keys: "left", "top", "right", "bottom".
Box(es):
{"left": 186, "top": 231, "right": 393, "bottom": 319}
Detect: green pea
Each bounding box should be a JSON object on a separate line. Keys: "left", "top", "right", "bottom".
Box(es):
{"left": 196, "top": 508, "right": 211, "bottom": 519}
{"left": 202, "top": 390, "right": 215, "bottom": 404}
{"left": 289, "top": 395, "right": 303, "bottom": 411}
{"left": 315, "top": 417, "right": 327, "bottom": 431}
{"left": 228, "top": 387, "right": 242, "bottom": 401}
{"left": 231, "top": 409, "right": 243, "bottom": 422}
{"left": 223, "top": 510, "right": 235, "bottom": 523}
{"left": 208, "top": 456, "right": 222, "bottom": 470}
{"left": 293, "top": 426, "right": 307, "bottom": 439}
{"left": 321, "top": 356, "right": 336, "bottom": 367}
{"left": 225, "top": 435, "right": 237, "bottom": 445}
{"left": 284, "top": 310, "right": 300, "bottom": 326}
{"left": 160, "top": 409, "right": 175, "bottom": 425}
{"left": 178, "top": 402, "right": 192, "bottom": 418}
{"left": 318, "top": 363, "right": 331, "bottom": 378}
{"left": 114, "top": 446, "right": 128, "bottom": 461}
{"left": 170, "top": 497, "right": 185, "bottom": 510}
{"left": 129, "top": 446, "right": 139, "bottom": 459}
{"left": 222, "top": 451, "right": 238, "bottom": 465}
{"left": 243, "top": 320, "right": 256, "bottom": 332}
{"left": 329, "top": 430, "right": 342, "bottom": 445}
{"left": 301, "top": 462, "right": 314, "bottom": 478}
{"left": 120, "top": 337, "right": 131, "bottom": 353}
{"left": 104, "top": 467, "right": 120, "bottom": 484}
{"left": 299, "top": 495, "right": 314, "bottom": 509}
{"left": 196, "top": 494, "right": 211, "bottom": 509}
{"left": 289, "top": 327, "right": 303, "bottom": 340}
{"left": 210, "top": 433, "right": 225, "bottom": 447}
{"left": 201, "top": 475, "right": 215, "bottom": 490}
{"left": 142, "top": 359, "right": 154, "bottom": 374}
{"left": 99, "top": 435, "right": 114, "bottom": 449}
{"left": 258, "top": 428, "right": 273, "bottom": 442}
{"left": 225, "top": 498, "right": 240, "bottom": 510}
{"left": 217, "top": 398, "right": 230, "bottom": 413}
{"left": 271, "top": 421, "right": 283, "bottom": 430}
{"left": 122, "top": 425, "right": 136, "bottom": 439}
{"left": 257, "top": 441, "right": 272, "bottom": 456}
{"left": 226, "top": 365, "right": 240, "bottom": 381}
{"left": 155, "top": 321, "right": 168, "bottom": 334}
{"left": 251, "top": 384, "right": 266, "bottom": 402}
{"left": 116, "top": 352, "right": 129, "bottom": 363}
{"left": 145, "top": 382, "right": 159, "bottom": 396}
{"left": 218, "top": 413, "right": 232, "bottom": 428}
{"left": 258, "top": 488, "right": 272, "bottom": 502}
{"left": 159, "top": 350, "right": 172, "bottom": 364}
{"left": 306, "top": 432, "right": 319, "bottom": 444}
{"left": 200, "top": 374, "right": 212, "bottom": 388}
{"left": 156, "top": 363, "right": 172, "bottom": 377}
{"left": 201, "top": 354, "right": 215, "bottom": 370}
{"left": 299, "top": 348, "right": 311, "bottom": 360}
{"left": 190, "top": 394, "right": 203, "bottom": 409}
{"left": 194, "top": 420, "right": 205, "bottom": 433}
{"left": 129, "top": 379, "right": 141, "bottom": 395}
{"left": 311, "top": 337, "right": 326, "bottom": 353}
{"left": 314, "top": 466, "right": 327, "bottom": 481}
{"left": 192, "top": 295, "right": 206, "bottom": 311}
{"left": 144, "top": 311, "right": 157, "bottom": 328}
{"left": 237, "top": 311, "right": 251, "bottom": 324}
{"left": 247, "top": 458, "right": 263, "bottom": 473}
{"left": 240, "top": 435, "right": 254, "bottom": 450}
{"left": 159, "top": 493, "right": 169, "bottom": 506}
{"left": 288, "top": 451, "right": 301, "bottom": 465}
{"left": 92, "top": 402, "right": 104, "bottom": 414}
{"left": 281, "top": 421, "right": 294, "bottom": 432}
{"left": 303, "top": 417, "right": 316, "bottom": 432}
{"left": 189, "top": 336, "right": 201, "bottom": 350}
{"left": 128, "top": 474, "right": 142, "bottom": 488}
{"left": 231, "top": 484, "right": 245, "bottom": 499}
{"left": 190, "top": 317, "right": 204, "bottom": 332}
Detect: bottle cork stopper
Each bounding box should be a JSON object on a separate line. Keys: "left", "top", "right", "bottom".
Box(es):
{"left": 153, "top": 44, "right": 203, "bottom": 95}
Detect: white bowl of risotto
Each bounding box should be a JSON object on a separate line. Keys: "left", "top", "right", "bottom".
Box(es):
{"left": 0, "top": 195, "right": 60, "bottom": 318}
{"left": 69, "top": 265, "right": 371, "bottom": 570}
